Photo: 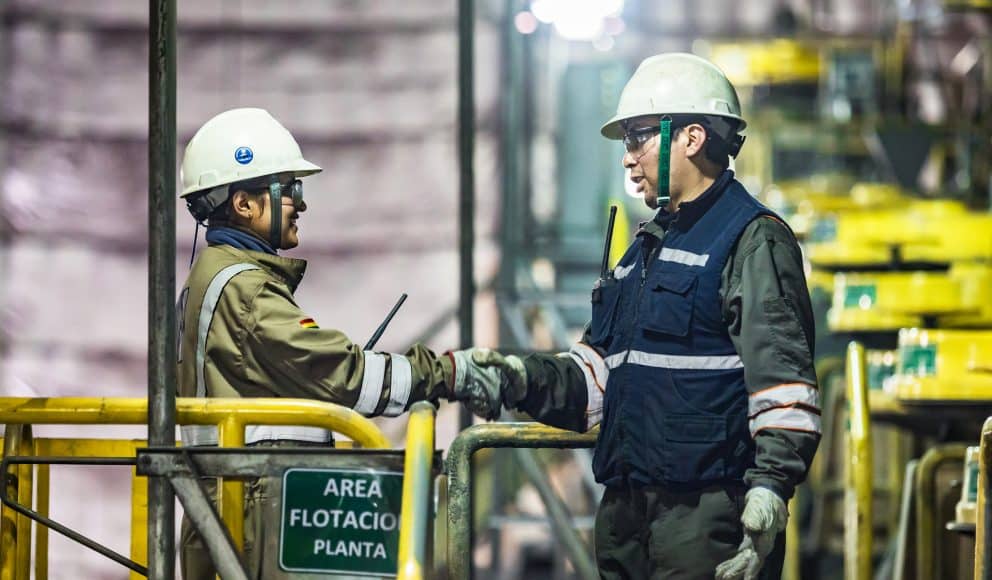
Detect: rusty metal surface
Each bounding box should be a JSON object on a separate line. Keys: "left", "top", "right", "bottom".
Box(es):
{"left": 445, "top": 422, "right": 597, "bottom": 580}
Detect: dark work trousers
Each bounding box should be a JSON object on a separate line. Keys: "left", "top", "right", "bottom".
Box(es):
{"left": 594, "top": 483, "right": 785, "bottom": 580}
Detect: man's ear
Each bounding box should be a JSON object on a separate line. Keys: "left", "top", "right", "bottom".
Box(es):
{"left": 229, "top": 189, "right": 254, "bottom": 220}
{"left": 683, "top": 124, "right": 708, "bottom": 158}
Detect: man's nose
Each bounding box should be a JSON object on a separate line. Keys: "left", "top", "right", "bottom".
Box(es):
{"left": 622, "top": 150, "right": 637, "bottom": 169}
{"left": 297, "top": 199, "right": 307, "bottom": 213}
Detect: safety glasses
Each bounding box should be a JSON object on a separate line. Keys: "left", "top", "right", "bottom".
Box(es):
{"left": 622, "top": 126, "right": 660, "bottom": 154}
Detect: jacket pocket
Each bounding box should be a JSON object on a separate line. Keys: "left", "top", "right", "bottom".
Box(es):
{"left": 589, "top": 279, "right": 622, "bottom": 347}
{"left": 641, "top": 270, "right": 697, "bottom": 338}
{"left": 660, "top": 414, "right": 728, "bottom": 483}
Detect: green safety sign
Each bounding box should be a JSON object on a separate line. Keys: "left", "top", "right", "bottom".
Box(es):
{"left": 843, "top": 284, "right": 877, "bottom": 309}
{"left": 280, "top": 468, "right": 403, "bottom": 576}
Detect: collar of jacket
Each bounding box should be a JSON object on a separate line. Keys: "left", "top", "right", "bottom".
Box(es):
{"left": 214, "top": 244, "right": 308, "bottom": 293}
{"left": 637, "top": 169, "right": 735, "bottom": 240}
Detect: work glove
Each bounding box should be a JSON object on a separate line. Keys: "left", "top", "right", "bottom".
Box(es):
{"left": 715, "top": 487, "right": 788, "bottom": 580}
{"left": 470, "top": 348, "right": 528, "bottom": 408}
{"left": 449, "top": 349, "right": 505, "bottom": 420}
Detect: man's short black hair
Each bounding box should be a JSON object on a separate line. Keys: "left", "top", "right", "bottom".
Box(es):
{"left": 669, "top": 114, "right": 740, "bottom": 170}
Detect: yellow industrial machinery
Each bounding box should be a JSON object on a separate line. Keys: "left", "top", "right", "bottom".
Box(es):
{"left": 764, "top": 180, "right": 903, "bottom": 240}
{"left": 807, "top": 199, "right": 992, "bottom": 268}
{"left": 828, "top": 264, "right": 992, "bottom": 332}
{"left": 886, "top": 328, "right": 992, "bottom": 401}
{"left": 709, "top": 39, "right": 821, "bottom": 87}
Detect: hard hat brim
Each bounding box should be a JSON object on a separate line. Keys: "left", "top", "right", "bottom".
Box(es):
{"left": 180, "top": 157, "right": 323, "bottom": 198}
{"left": 600, "top": 111, "right": 747, "bottom": 140}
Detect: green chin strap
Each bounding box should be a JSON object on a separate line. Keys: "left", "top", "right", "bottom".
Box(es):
{"left": 268, "top": 177, "right": 283, "bottom": 251}
{"left": 656, "top": 117, "right": 672, "bottom": 208}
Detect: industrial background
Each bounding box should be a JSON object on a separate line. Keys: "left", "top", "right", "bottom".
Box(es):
{"left": 0, "top": 0, "right": 991, "bottom": 578}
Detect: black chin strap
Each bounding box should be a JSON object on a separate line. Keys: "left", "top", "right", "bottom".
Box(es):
{"left": 268, "top": 178, "right": 282, "bottom": 251}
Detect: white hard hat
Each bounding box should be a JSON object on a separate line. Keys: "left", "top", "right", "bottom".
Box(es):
{"left": 601, "top": 53, "right": 745, "bottom": 140}
{"left": 180, "top": 108, "right": 322, "bottom": 198}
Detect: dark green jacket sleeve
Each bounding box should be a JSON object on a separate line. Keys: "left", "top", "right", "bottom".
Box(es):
{"left": 516, "top": 350, "right": 592, "bottom": 433}
{"left": 722, "top": 216, "right": 821, "bottom": 500}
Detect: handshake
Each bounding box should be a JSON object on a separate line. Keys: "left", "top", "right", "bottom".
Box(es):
{"left": 448, "top": 349, "right": 529, "bottom": 420}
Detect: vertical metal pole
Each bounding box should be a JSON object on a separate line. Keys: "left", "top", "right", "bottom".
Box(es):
{"left": 148, "top": 1, "right": 177, "bottom": 579}
{"left": 457, "top": 0, "right": 475, "bottom": 432}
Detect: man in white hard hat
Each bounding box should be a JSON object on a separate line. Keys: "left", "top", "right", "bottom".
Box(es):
{"left": 175, "top": 107, "right": 499, "bottom": 579}
{"left": 455, "top": 53, "right": 820, "bottom": 579}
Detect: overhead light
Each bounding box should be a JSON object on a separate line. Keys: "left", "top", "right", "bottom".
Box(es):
{"left": 528, "top": 0, "right": 625, "bottom": 41}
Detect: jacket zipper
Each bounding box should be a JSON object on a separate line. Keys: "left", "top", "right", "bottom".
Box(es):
{"left": 617, "top": 234, "right": 663, "bottom": 478}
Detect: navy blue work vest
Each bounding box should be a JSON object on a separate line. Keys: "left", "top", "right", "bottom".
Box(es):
{"left": 590, "top": 176, "right": 777, "bottom": 488}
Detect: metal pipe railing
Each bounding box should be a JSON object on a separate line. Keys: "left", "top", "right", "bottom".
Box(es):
{"left": 0, "top": 424, "right": 32, "bottom": 580}
{"left": 397, "top": 402, "right": 437, "bottom": 580}
{"left": 446, "top": 422, "right": 598, "bottom": 580}
{"left": 844, "top": 341, "right": 873, "bottom": 580}
{"left": 0, "top": 396, "right": 389, "bottom": 565}
{"left": 914, "top": 444, "right": 966, "bottom": 579}
{"left": 147, "top": 1, "right": 177, "bottom": 579}
{"left": 456, "top": 0, "right": 475, "bottom": 433}
{"left": 975, "top": 416, "right": 992, "bottom": 580}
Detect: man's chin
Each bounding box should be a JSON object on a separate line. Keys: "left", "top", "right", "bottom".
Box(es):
{"left": 643, "top": 195, "right": 658, "bottom": 210}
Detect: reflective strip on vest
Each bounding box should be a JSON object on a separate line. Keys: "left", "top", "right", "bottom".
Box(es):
{"left": 383, "top": 354, "right": 412, "bottom": 417}
{"left": 567, "top": 342, "right": 609, "bottom": 430}
{"left": 659, "top": 247, "right": 710, "bottom": 267}
{"left": 749, "top": 383, "right": 819, "bottom": 418}
{"left": 354, "top": 352, "right": 387, "bottom": 416}
{"left": 605, "top": 349, "right": 743, "bottom": 370}
{"left": 180, "top": 424, "right": 333, "bottom": 447}
{"left": 749, "top": 406, "right": 821, "bottom": 436}
{"left": 196, "top": 263, "right": 261, "bottom": 398}
{"left": 614, "top": 264, "right": 635, "bottom": 280}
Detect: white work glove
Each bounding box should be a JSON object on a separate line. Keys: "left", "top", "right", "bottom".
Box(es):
{"left": 715, "top": 487, "right": 788, "bottom": 580}
{"left": 470, "top": 349, "right": 528, "bottom": 408}
{"left": 449, "top": 349, "right": 505, "bottom": 420}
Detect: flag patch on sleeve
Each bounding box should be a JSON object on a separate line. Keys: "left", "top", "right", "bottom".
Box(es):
{"left": 299, "top": 318, "right": 319, "bottom": 329}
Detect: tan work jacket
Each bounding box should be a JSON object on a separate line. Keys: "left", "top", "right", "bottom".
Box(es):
{"left": 176, "top": 244, "right": 452, "bottom": 446}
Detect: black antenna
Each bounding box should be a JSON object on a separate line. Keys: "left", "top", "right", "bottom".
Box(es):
{"left": 364, "top": 293, "right": 409, "bottom": 350}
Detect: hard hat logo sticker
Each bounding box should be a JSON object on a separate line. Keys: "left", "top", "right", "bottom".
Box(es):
{"left": 234, "top": 147, "right": 254, "bottom": 165}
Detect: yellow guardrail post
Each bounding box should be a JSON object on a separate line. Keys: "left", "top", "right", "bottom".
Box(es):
{"left": 217, "top": 416, "right": 247, "bottom": 553}
{"left": 397, "top": 402, "right": 436, "bottom": 580}
{"left": 976, "top": 417, "right": 992, "bottom": 580}
{"left": 14, "top": 427, "right": 32, "bottom": 579}
{"left": 1, "top": 425, "right": 24, "bottom": 580}
{"left": 845, "top": 341, "right": 872, "bottom": 580}
{"left": 915, "top": 444, "right": 966, "bottom": 580}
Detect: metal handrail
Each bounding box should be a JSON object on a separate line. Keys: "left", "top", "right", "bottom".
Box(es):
{"left": 397, "top": 402, "right": 436, "bottom": 579}
{"left": 845, "top": 341, "right": 873, "bottom": 580}
{"left": 975, "top": 416, "right": 992, "bottom": 580}
{"left": 446, "top": 422, "right": 599, "bottom": 580}
{"left": 0, "top": 397, "right": 389, "bottom": 557}
{"left": 914, "top": 444, "right": 966, "bottom": 579}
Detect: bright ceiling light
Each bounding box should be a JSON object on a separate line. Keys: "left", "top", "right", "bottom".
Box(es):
{"left": 529, "top": 0, "right": 625, "bottom": 41}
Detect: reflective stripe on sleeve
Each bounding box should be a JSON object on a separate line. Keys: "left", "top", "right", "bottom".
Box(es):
{"left": 605, "top": 349, "right": 743, "bottom": 370}
{"left": 383, "top": 354, "right": 413, "bottom": 417}
{"left": 354, "top": 351, "right": 387, "bottom": 416}
{"left": 659, "top": 247, "right": 710, "bottom": 267}
{"left": 749, "top": 406, "right": 821, "bottom": 436}
{"left": 180, "top": 424, "right": 332, "bottom": 446}
{"left": 567, "top": 343, "right": 609, "bottom": 430}
{"left": 749, "top": 383, "right": 819, "bottom": 418}
{"left": 196, "top": 263, "right": 261, "bottom": 398}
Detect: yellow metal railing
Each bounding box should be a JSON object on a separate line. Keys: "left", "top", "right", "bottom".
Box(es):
{"left": 976, "top": 416, "right": 992, "bottom": 580}
{"left": 0, "top": 397, "right": 389, "bottom": 578}
{"left": 845, "top": 341, "right": 873, "bottom": 580}
{"left": 396, "top": 402, "right": 436, "bottom": 580}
